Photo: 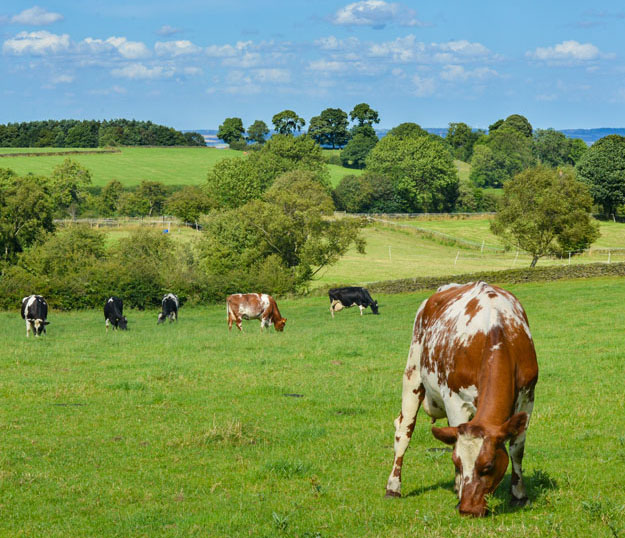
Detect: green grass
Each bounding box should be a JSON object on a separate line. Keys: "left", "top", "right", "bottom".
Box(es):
{"left": 327, "top": 163, "right": 364, "bottom": 187}
{"left": 315, "top": 222, "right": 625, "bottom": 286}
{"left": 0, "top": 147, "right": 243, "bottom": 187}
{"left": 454, "top": 160, "right": 471, "bottom": 181}
{"left": 1, "top": 277, "right": 624, "bottom": 536}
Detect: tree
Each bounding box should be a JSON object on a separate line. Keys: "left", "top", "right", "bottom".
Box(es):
{"left": 576, "top": 135, "right": 625, "bottom": 216}
{"left": 217, "top": 117, "right": 245, "bottom": 145}
{"left": 340, "top": 133, "right": 377, "bottom": 168}
{"left": 199, "top": 171, "right": 365, "bottom": 290}
{"left": 503, "top": 114, "right": 533, "bottom": 138}
{"left": 206, "top": 134, "right": 328, "bottom": 209}
{"left": 446, "top": 123, "right": 481, "bottom": 162}
{"left": 308, "top": 108, "right": 350, "bottom": 149}
{"left": 533, "top": 129, "right": 570, "bottom": 167}
{"left": 65, "top": 121, "right": 99, "bottom": 147}
{"left": 247, "top": 120, "right": 269, "bottom": 145}
{"left": 50, "top": 158, "right": 92, "bottom": 217}
{"left": 98, "top": 179, "right": 124, "bottom": 216}
{"left": 333, "top": 174, "right": 374, "bottom": 212}
{"left": 366, "top": 134, "right": 459, "bottom": 211}
{"left": 183, "top": 132, "right": 206, "bottom": 146}
{"left": 349, "top": 103, "right": 380, "bottom": 127}
{"left": 567, "top": 138, "right": 588, "bottom": 166}
{"left": 133, "top": 181, "right": 168, "bottom": 217}
{"left": 470, "top": 125, "right": 536, "bottom": 187}
{"left": 272, "top": 110, "right": 305, "bottom": 135}
{"left": 387, "top": 122, "right": 428, "bottom": 140}
{"left": 0, "top": 174, "right": 55, "bottom": 262}
{"left": 491, "top": 166, "right": 599, "bottom": 267}
{"left": 165, "top": 186, "right": 214, "bottom": 224}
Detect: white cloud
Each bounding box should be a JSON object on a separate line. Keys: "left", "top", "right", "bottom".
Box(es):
{"left": 412, "top": 74, "right": 435, "bottom": 96}
{"left": 332, "top": 0, "right": 424, "bottom": 28}
{"left": 155, "top": 40, "right": 202, "bottom": 57}
{"left": 11, "top": 6, "right": 63, "bottom": 26}
{"left": 3, "top": 31, "right": 70, "bottom": 55}
{"left": 51, "top": 73, "right": 74, "bottom": 84}
{"left": 181, "top": 66, "right": 203, "bottom": 76}
{"left": 205, "top": 41, "right": 251, "bottom": 58}
{"left": 89, "top": 85, "right": 127, "bottom": 95}
{"left": 253, "top": 68, "right": 290, "bottom": 83}
{"left": 437, "top": 40, "right": 490, "bottom": 57}
{"left": 80, "top": 36, "right": 150, "bottom": 59}
{"left": 527, "top": 40, "right": 601, "bottom": 62}
{"left": 440, "top": 64, "right": 498, "bottom": 81}
{"left": 111, "top": 63, "right": 174, "bottom": 80}
{"left": 222, "top": 51, "right": 261, "bottom": 68}
{"left": 314, "top": 36, "right": 360, "bottom": 51}
{"left": 308, "top": 59, "right": 345, "bottom": 72}
{"left": 157, "top": 25, "right": 182, "bottom": 37}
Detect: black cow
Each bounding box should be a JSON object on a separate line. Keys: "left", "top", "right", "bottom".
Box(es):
{"left": 158, "top": 293, "right": 179, "bottom": 324}
{"left": 104, "top": 297, "right": 128, "bottom": 331}
{"left": 21, "top": 295, "right": 49, "bottom": 336}
{"left": 328, "top": 287, "right": 379, "bottom": 317}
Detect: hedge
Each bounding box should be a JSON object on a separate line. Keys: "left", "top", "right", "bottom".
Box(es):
{"left": 318, "top": 261, "right": 625, "bottom": 296}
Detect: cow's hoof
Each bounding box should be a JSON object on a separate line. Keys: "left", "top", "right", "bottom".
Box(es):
{"left": 510, "top": 496, "right": 529, "bottom": 507}
{"left": 385, "top": 490, "right": 401, "bottom": 498}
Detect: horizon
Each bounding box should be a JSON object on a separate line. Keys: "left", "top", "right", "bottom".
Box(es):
{"left": 2, "top": 1, "right": 625, "bottom": 131}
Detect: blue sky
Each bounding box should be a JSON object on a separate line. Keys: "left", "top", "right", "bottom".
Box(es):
{"left": 1, "top": 1, "right": 625, "bottom": 130}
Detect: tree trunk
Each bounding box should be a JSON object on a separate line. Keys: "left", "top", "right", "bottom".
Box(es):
{"left": 530, "top": 256, "right": 539, "bottom": 268}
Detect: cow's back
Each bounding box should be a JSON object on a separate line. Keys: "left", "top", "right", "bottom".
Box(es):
{"left": 415, "top": 282, "right": 537, "bottom": 415}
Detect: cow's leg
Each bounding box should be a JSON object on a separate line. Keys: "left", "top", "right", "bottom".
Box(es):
{"left": 25, "top": 319, "right": 30, "bottom": 337}
{"left": 386, "top": 356, "right": 424, "bottom": 498}
{"left": 510, "top": 389, "right": 534, "bottom": 506}
{"left": 330, "top": 303, "right": 335, "bottom": 318}
{"left": 105, "top": 318, "right": 109, "bottom": 333}
{"left": 359, "top": 305, "right": 364, "bottom": 316}
{"left": 235, "top": 317, "right": 243, "bottom": 332}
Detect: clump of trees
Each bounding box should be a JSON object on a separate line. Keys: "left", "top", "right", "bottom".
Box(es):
{"left": 0, "top": 119, "right": 205, "bottom": 148}
{"left": 491, "top": 166, "right": 599, "bottom": 267}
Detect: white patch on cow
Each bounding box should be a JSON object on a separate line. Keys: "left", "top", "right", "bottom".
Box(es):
{"left": 437, "top": 282, "right": 462, "bottom": 292}
{"left": 456, "top": 433, "right": 484, "bottom": 486}
{"left": 26, "top": 295, "right": 37, "bottom": 311}
{"left": 108, "top": 297, "right": 114, "bottom": 303}
{"left": 259, "top": 294, "right": 270, "bottom": 310}
{"left": 491, "top": 342, "right": 502, "bottom": 351}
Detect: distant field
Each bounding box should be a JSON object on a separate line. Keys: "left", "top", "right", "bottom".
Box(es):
{"left": 454, "top": 159, "right": 471, "bottom": 181}
{"left": 396, "top": 217, "right": 625, "bottom": 250}
{"left": 1, "top": 278, "right": 624, "bottom": 535}
{"left": 315, "top": 220, "right": 625, "bottom": 286}
{"left": 0, "top": 147, "right": 243, "bottom": 187}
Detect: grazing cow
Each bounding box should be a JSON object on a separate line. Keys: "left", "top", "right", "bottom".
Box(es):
{"left": 104, "top": 296, "right": 128, "bottom": 331}
{"left": 328, "top": 286, "right": 379, "bottom": 317}
{"left": 158, "top": 293, "right": 179, "bottom": 324}
{"left": 21, "top": 295, "right": 49, "bottom": 337}
{"left": 385, "top": 281, "right": 538, "bottom": 517}
{"left": 226, "top": 293, "right": 286, "bottom": 332}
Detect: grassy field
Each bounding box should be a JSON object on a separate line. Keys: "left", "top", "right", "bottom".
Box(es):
{"left": 1, "top": 277, "right": 624, "bottom": 536}
{"left": 315, "top": 221, "right": 625, "bottom": 286}
{"left": 0, "top": 147, "right": 243, "bottom": 187}
{"left": 395, "top": 217, "right": 625, "bottom": 250}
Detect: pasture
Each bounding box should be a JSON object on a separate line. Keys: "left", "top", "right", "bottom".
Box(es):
{"left": 1, "top": 277, "right": 624, "bottom": 536}
{"left": 0, "top": 147, "right": 363, "bottom": 189}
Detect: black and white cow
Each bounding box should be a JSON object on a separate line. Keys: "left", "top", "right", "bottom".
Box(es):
{"left": 328, "top": 286, "right": 379, "bottom": 317}
{"left": 158, "top": 293, "right": 179, "bottom": 324}
{"left": 21, "top": 295, "right": 49, "bottom": 337}
{"left": 104, "top": 296, "right": 128, "bottom": 331}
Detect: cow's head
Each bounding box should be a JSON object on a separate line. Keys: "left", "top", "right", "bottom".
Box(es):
{"left": 157, "top": 312, "right": 165, "bottom": 324}
{"left": 274, "top": 317, "right": 287, "bottom": 332}
{"left": 431, "top": 413, "right": 528, "bottom": 517}
{"left": 31, "top": 319, "right": 50, "bottom": 336}
{"left": 118, "top": 316, "right": 128, "bottom": 330}
{"left": 371, "top": 300, "right": 379, "bottom": 315}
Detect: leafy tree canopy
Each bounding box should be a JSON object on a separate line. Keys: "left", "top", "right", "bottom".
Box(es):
{"left": 491, "top": 166, "right": 599, "bottom": 267}
{"left": 340, "top": 133, "right": 378, "bottom": 169}
{"left": 272, "top": 110, "right": 305, "bottom": 135}
{"left": 247, "top": 120, "right": 270, "bottom": 145}
{"left": 576, "top": 134, "right": 625, "bottom": 216}
{"left": 217, "top": 117, "right": 245, "bottom": 145}
{"left": 308, "top": 108, "right": 350, "bottom": 149}
{"left": 366, "top": 134, "right": 459, "bottom": 212}
{"left": 349, "top": 103, "right": 380, "bottom": 126}
{"left": 387, "top": 122, "right": 429, "bottom": 140}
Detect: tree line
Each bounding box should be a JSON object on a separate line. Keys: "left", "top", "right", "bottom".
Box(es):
{"left": 0, "top": 119, "right": 205, "bottom": 148}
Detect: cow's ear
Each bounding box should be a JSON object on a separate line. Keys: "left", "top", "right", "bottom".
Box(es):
{"left": 431, "top": 425, "right": 458, "bottom": 445}
{"left": 44, "top": 321, "right": 50, "bottom": 325}
{"left": 498, "top": 412, "right": 528, "bottom": 442}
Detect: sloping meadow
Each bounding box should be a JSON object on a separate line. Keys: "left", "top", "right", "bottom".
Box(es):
{"left": 0, "top": 278, "right": 624, "bottom": 536}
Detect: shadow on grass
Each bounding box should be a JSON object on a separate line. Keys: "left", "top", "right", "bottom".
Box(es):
{"left": 491, "top": 469, "right": 558, "bottom": 515}
{"left": 404, "top": 478, "right": 456, "bottom": 498}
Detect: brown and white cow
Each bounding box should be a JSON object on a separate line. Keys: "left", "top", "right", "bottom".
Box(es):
{"left": 226, "top": 293, "right": 287, "bottom": 332}
{"left": 385, "top": 281, "right": 538, "bottom": 517}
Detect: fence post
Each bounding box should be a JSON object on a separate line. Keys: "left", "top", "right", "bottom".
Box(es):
{"left": 454, "top": 251, "right": 460, "bottom": 266}
{"left": 481, "top": 240, "right": 485, "bottom": 254}
{"left": 568, "top": 252, "right": 571, "bottom": 265}
{"left": 608, "top": 251, "right": 612, "bottom": 264}
{"left": 513, "top": 250, "right": 519, "bottom": 266}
